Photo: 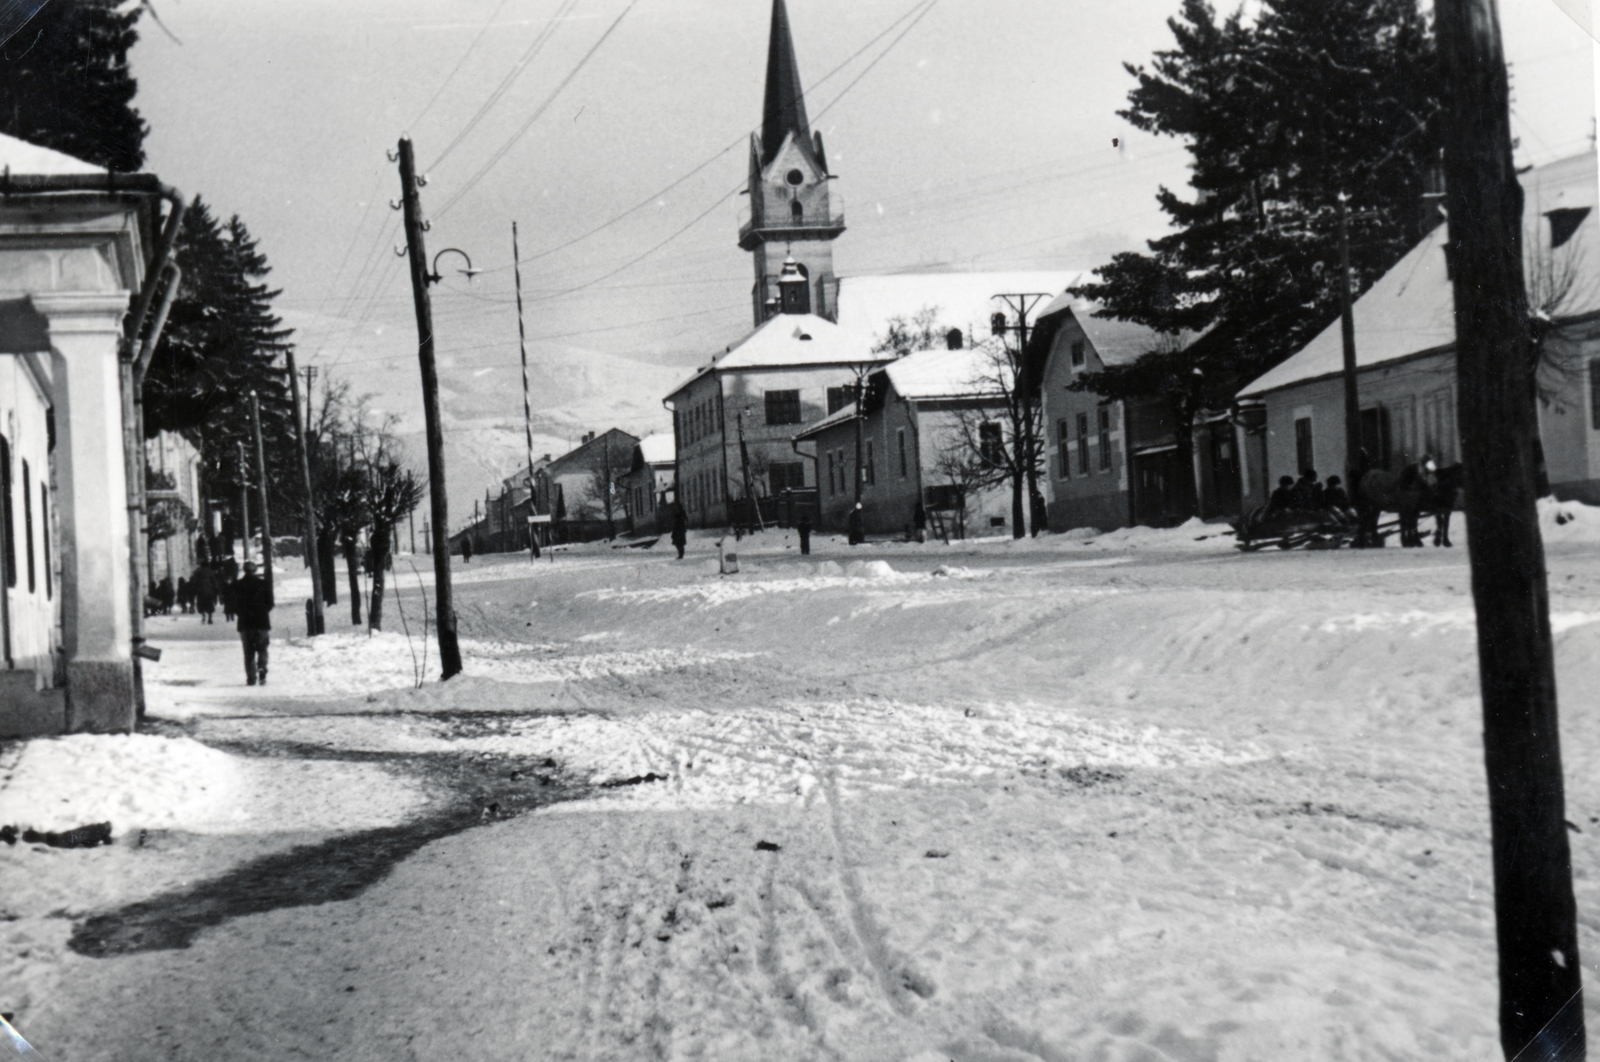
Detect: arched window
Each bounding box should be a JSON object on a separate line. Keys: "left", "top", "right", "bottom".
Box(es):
{"left": 790, "top": 199, "right": 804, "bottom": 222}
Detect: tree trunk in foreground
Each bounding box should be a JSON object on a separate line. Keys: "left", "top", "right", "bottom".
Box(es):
{"left": 342, "top": 536, "right": 362, "bottom": 627}
{"left": 1435, "top": 1, "right": 1584, "bottom": 1058}
{"left": 368, "top": 522, "right": 391, "bottom": 632}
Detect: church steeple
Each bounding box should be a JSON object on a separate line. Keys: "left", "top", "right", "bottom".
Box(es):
{"left": 741, "top": 0, "right": 844, "bottom": 327}
{"left": 761, "top": 0, "right": 813, "bottom": 168}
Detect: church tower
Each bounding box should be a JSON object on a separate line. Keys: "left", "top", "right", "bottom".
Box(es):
{"left": 739, "top": 0, "right": 845, "bottom": 327}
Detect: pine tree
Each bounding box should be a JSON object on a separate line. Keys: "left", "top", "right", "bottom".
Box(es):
{"left": 143, "top": 198, "right": 297, "bottom": 544}
{"left": 0, "top": 0, "right": 146, "bottom": 171}
{"left": 1069, "top": 0, "right": 1441, "bottom": 516}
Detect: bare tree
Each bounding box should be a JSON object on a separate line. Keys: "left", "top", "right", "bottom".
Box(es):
{"left": 936, "top": 337, "right": 1043, "bottom": 538}
{"left": 872, "top": 306, "right": 953, "bottom": 359}
{"left": 363, "top": 454, "right": 423, "bottom": 632}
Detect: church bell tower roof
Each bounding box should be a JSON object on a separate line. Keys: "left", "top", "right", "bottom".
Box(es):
{"left": 760, "top": 0, "right": 813, "bottom": 169}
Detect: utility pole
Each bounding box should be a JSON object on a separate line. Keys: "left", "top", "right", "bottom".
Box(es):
{"left": 854, "top": 371, "right": 866, "bottom": 507}
{"left": 304, "top": 365, "right": 318, "bottom": 438}
{"left": 286, "top": 351, "right": 324, "bottom": 635}
{"left": 1435, "top": 2, "right": 1584, "bottom": 1058}
{"left": 236, "top": 440, "right": 251, "bottom": 564}
{"left": 423, "top": 519, "right": 431, "bottom": 554}
{"left": 512, "top": 222, "right": 541, "bottom": 559}
{"left": 409, "top": 508, "right": 416, "bottom": 555}
{"left": 395, "top": 135, "right": 463, "bottom": 679}
{"left": 1338, "top": 195, "right": 1365, "bottom": 520}
{"left": 993, "top": 294, "right": 1052, "bottom": 537}
{"left": 248, "top": 391, "right": 274, "bottom": 593}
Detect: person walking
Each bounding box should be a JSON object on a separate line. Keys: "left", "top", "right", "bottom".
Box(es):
{"left": 234, "top": 559, "right": 274, "bottom": 686}
{"left": 912, "top": 501, "right": 927, "bottom": 544}
{"left": 847, "top": 502, "right": 865, "bottom": 546}
{"left": 671, "top": 503, "right": 688, "bottom": 560}
{"left": 462, "top": 536, "right": 474, "bottom": 564}
{"left": 192, "top": 564, "right": 219, "bottom": 625}
{"left": 797, "top": 512, "right": 812, "bottom": 556}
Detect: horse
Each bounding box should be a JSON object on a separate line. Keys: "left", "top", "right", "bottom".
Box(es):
{"left": 1422, "top": 462, "right": 1464, "bottom": 547}
{"left": 1352, "top": 453, "right": 1429, "bottom": 547}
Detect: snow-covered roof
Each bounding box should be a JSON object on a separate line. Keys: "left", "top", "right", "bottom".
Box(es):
{"left": 1240, "top": 150, "right": 1600, "bottom": 398}
{"left": 882, "top": 344, "right": 1004, "bottom": 401}
{"left": 0, "top": 131, "right": 105, "bottom": 176}
{"left": 635, "top": 433, "right": 674, "bottom": 465}
{"left": 833, "top": 270, "right": 1084, "bottom": 352}
{"left": 792, "top": 400, "right": 859, "bottom": 440}
{"left": 668, "top": 312, "right": 886, "bottom": 398}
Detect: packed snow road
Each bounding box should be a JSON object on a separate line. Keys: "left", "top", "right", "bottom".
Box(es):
{"left": 7, "top": 514, "right": 1600, "bottom": 1060}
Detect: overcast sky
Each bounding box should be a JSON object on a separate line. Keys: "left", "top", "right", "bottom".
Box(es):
{"left": 128, "top": 0, "right": 1597, "bottom": 495}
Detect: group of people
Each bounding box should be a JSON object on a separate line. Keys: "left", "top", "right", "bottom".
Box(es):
{"left": 147, "top": 557, "right": 275, "bottom": 686}
{"left": 1266, "top": 468, "right": 1354, "bottom": 520}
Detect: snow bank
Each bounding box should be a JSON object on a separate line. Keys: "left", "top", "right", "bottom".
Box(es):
{"left": 1541, "top": 496, "right": 1600, "bottom": 543}
{"left": 0, "top": 733, "right": 427, "bottom": 837}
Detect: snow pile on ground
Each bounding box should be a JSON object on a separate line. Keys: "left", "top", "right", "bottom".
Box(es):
{"left": 0, "top": 733, "right": 427, "bottom": 837}
{"left": 582, "top": 560, "right": 996, "bottom": 607}
{"left": 1318, "top": 608, "right": 1600, "bottom": 636}
{"left": 1541, "top": 496, "right": 1600, "bottom": 543}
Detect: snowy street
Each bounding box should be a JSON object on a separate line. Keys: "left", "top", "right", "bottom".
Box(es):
{"left": 5, "top": 512, "right": 1600, "bottom": 1060}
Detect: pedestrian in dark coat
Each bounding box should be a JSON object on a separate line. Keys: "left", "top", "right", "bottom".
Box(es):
{"left": 912, "top": 501, "right": 927, "bottom": 544}
{"left": 233, "top": 560, "right": 274, "bottom": 686}
{"left": 462, "top": 536, "right": 473, "bottom": 564}
{"left": 176, "top": 576, "right": 192, "bottom": 614}
{"left": 155, "top": 576, "right": 175, "bottom": 616}
{"left": 192, "top": 564, "right": 219, "bottom": 624}
{"left": 797, "top": 513, "right": 812, "bottom": 556}
{"left": 670, "top": 504, "right": 688, "bottom": 560}
{"left": 847, "top": 503, "right": 865, "bottom": 546}
{"left": 222, "top": 570, "right": 239, "bottom": 623}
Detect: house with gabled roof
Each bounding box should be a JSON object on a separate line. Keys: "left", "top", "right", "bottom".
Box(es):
{"left": 793, "top": 333, "right": 1013, "bottom": 538}
{"left": 1025, "top": 295, "right": 1225, "bottom": 531}
{"left": 1237, "top": 150, "right": 1600, "bottom": 508}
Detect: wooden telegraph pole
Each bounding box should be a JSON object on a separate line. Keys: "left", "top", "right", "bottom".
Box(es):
{"left": 1434, "top": 1, "right": 1584, "bottom": 1058}
{"left": 286, "top": 350, "right": 324, "bottom": 635}
{"left": 395, "top": 136, "right": 463, "bottom": 679}
{"left": 1337, "top": 195, "right": 1364, "bottom": 494}
{"left": 248, "top": 391, "right": 274, "bottom": 593}
{"left": 236, "top": 440, "right": 252, "bottom": 565}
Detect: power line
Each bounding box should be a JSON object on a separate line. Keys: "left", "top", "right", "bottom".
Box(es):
{"left": 409, "top": 0, "right": 518, "bottom": 133}
{"left": 465, "top": 0, "right": 941, "bottom": 275}
{"left": 425, "top": 0, "right": 583, "bottom": 172}
{"left": 434, "top": 0, "right": 641, "bottom": 220}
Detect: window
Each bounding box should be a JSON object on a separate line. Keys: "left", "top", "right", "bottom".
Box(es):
{"left": 866, "top": 440, "right": 875, "bottom": 485}
{"left": 979, "top": 422, "right": 1004, "bottom": 467}
{"left": 1057, "top": 420, "right": 1071, "bottom": 479}
{"left": 22, "top": 460, "right": 33, "bottom": 593}
{"left": 827, "top": 386, "right": 854, "bottom": 414}
{"left": 1070, "top": 340, "right": 1086, "bottom": 369}
{"left": 1294, "top": 416, "right": 1314, "bottom": 475}
{"left": 1076, "top": 413, "right": 1091, "bottom": 475}
{"left": 765, "top": 389, "right": 802, "bottom": 426}
{"left": 769, "top": 462, "right": 805, "bottom": 492}
{"left": 1097, "top": 407, "right": 1113, "bottom": 471}
{"left": 39, "top": 483, "right": 49, "bottom": 600}
{"left": 827, "top": 451, "right": 836, "bottom": 494}
{"left": 897, "top": 429, "right": 908, "bottom": 477}
{"left": 790, "top": 199, "right": 804, "bottom": 222}
{"left": 1591, "top": 359, "right": 1600, "bottom": 430}
{"left": 0, "top": 436, "right": 13, "bottom": 589}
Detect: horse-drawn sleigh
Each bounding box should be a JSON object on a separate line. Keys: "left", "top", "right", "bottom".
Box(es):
{"left": 1234, "top": 456, "right": 1463, "bottom": 552}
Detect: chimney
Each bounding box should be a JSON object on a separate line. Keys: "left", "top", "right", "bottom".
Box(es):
{"left": 945, "top": 328, "right": 964, "bottom": 350}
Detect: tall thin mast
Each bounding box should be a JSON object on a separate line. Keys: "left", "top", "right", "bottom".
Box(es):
{"left": 514, "top": 221, "right": 540, "bottom": 560}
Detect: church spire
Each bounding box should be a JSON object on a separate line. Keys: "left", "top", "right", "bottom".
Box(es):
{"left": 760, "top": 0, "right": 812, "bottom": 168}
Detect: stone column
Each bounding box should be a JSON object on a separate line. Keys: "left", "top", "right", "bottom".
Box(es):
{"left": 34, "top": 291, "right": 134, "bottom": 733}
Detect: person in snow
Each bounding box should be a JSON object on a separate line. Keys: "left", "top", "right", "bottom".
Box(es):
{"left": 671, "top": 504, "right": 688, "bottom": 560}
{"left": 461, "top": 536, "right": 474, "bottom": 564}
{"left": 191, "top": 564, "right": 219, "bottom": 625}
{"left": 153, "top": 576, "right": 174, "bottom": 615}
{"left": 912, "top": 501, "right": 927, "bottom": 544}
{"left": 234, "top": 560, "right": 274, "bottom": 686}
{"left": 1323, "top": 475, "right": 1354, "bottom": 521}
{"left": 797, "top": 511, "right": 812, "bottom": 556}
{"left": 1292, "top": 469, "right": 1324, "bottom": 510}
{"left": 847, "top": 502, "right": 865, "bottom": 546}
{"left": 1267, "top": 475, "right": 1297, "bottom": 514}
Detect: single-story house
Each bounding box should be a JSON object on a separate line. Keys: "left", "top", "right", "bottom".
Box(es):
{"left": 794, "top": 332, "right": 1013, "bottom": 538}
{"left": 1237, "top": 149, "right": 1600, "bottom": 507}
{"left": 621, "top": 433, "right": 675, "bottom": 535}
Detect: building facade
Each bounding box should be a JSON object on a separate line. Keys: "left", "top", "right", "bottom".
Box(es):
{"left": 1237, "top": 151, "right": 1600, "bottom": 509}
